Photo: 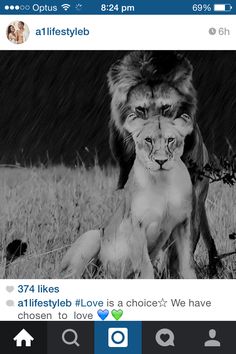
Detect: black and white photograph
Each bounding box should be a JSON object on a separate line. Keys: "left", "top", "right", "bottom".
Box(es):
{"left": 0, "top": 50, "right": 235, "bottom": 279}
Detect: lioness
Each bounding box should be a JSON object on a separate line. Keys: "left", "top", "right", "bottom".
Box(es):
{"left": 107, "top": 51, "right": 219, "bottom": 276}
{"left": 61, "top": 114, "right": 196, "bottom": 279}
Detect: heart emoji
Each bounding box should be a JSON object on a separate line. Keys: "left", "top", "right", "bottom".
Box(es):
{"left": 111, "top": 309, "right": 123, "bottom": 320}
{"left": 97, "top": 309, "right": 109, "bottom": 321}
{"left": 6, "top": 286, "right": 14, "bottom": 293}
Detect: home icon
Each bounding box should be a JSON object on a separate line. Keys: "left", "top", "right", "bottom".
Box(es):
{"left": 13, "top": 328, "right": 34, "bottom": 347}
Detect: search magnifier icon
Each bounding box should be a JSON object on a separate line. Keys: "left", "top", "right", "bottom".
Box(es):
{"left": 62, "top": 329, "right": 80, "bottom": 347}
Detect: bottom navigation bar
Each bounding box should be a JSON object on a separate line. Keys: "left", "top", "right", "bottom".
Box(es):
{"left": 0, "top": 321, "right": 235, "bottom": 353}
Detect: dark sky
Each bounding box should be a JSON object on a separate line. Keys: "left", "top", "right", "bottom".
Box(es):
{"left": 0, "top": 51, "right": 235, "bottom": 166}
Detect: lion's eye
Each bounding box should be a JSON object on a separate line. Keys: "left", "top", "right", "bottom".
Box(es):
{"left": 162, "top": 104, "right": 171, "bottom": 115}
{"left": 145, "top": 137, "right": 152, "bottom": 144}
{"left": 135, "top": 106, "right": 146, "bottom": 116}
{"left": 168, "top": 137, "right": 175, "bottom": 143}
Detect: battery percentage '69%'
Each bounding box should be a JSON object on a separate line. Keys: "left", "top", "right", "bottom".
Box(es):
{"left": 192, "top": 4, "right": 212, "bottom": 11}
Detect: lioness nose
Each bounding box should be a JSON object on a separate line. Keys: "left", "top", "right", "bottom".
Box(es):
{"left": 155, "top": 159, "right": 168, "bottom": 167}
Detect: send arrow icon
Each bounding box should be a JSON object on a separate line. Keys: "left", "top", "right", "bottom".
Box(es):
{"left": 13, "top": 329, "right": 34, "bottom": 347}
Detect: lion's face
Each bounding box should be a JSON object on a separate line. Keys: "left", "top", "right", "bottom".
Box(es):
{"left": 125, "top": 115, "right": 193, "bottom": 172}
{"left": 126, "top": 83, "right": 185, "bottom": 121}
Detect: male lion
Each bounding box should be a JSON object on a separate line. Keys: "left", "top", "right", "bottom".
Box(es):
{"left": 61, "top": 115, "right": 196, "bottom": 279}
{"left": 107, "top": 51, "right": 219, "bottom": 276}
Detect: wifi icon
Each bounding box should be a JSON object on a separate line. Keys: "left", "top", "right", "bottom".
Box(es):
{"left": 61, "top": 3, "right": 71, "bottom": 11}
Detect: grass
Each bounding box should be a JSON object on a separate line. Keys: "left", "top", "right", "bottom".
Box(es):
{"left": 0, "top": 165, "right": 235, "bottom": 279}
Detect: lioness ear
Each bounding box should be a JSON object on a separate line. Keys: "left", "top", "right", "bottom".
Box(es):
{"left": 174, "top": 114, "right": 193, "bottom": 137}
{"left": 124, "top": 114, "right": 143, "bottom": 133}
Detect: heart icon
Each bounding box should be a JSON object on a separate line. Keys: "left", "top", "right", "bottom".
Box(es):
{"left": 97, "top": 309, "right": 109, "bottom": 321}
{"left": 161, "top": 333, "right": 170, "bottom": 342}
{"left": 6, "top": 286, "right": 14, "bottom": 293}
{"left": 111, "top": 309, "right": 123, "bottom": 320}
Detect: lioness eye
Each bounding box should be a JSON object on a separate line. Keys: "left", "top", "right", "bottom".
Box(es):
{"left": 145, "top": 137, "right": 152, "bottom": 144}
{"left": 127, "top": 112, "right": 136, "bottom": 120}
{"left": 135, "top": 106, "right": 146, "bottom": 116}
{"left": 168, "top": 137, "right": 175, "bottom": 143}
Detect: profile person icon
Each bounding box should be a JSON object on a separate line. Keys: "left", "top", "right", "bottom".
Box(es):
{"left": 204, "top": 329, "right": 221, "bottom": 347}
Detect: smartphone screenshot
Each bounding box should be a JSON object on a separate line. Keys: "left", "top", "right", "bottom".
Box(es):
{"left": 0, "top": 0, "right": 235, "bottom": 353}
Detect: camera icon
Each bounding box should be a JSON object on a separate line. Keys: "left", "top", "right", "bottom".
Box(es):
{"left": 108, "top": 328, "right": 128, "bottom": 347}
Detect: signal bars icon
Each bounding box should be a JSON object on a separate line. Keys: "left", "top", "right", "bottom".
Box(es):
{"left": 61, "top": 3, "right": 71, "bottom": 11}
{"left": 5, "top": 5, "right": 20, "bottom": 10}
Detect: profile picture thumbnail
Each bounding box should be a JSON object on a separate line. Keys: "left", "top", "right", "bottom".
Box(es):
{"left": 6, "top": 21, "right": 30, "bottom": 44}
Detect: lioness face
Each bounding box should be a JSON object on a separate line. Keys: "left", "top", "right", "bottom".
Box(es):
{"left": 126, "top": 115, "right": 193, "bottom": 172}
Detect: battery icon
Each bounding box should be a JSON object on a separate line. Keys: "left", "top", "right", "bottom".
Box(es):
{"left": 214, "top": 4, "right": 232, "bottom": 11}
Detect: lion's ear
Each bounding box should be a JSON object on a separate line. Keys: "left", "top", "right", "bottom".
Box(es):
{"left": 107, "top": 60, "right": 121, "bottom": 95}
{"left": 107, "top": 52, "right": 147, "bottom": 100}
{"left": 174, "top": 114, "right": 193, "bottom": 137}
{"left": 107, "top": 59, "right": 136, "bottom": 106}
{"left": 167, "top": 55, "right": 194, "bottom": 96}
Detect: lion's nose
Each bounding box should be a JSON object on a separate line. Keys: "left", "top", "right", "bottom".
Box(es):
{"left": 155, "top": 159, "right": 168, "bottom": 167}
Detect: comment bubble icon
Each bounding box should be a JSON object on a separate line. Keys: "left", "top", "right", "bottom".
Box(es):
{"left": 6, "top": 300, "right": 15, "bottom": 307}
{"left": 155, "top": 328, "right": 175, "bottom": 347}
